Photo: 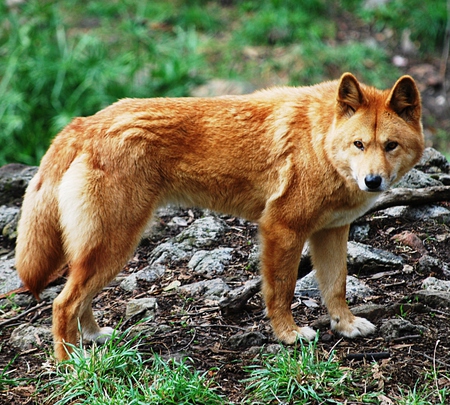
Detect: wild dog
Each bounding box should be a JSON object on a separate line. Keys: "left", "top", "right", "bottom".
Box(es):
{"left": 16, "top": 73, "right": 424, "bottom": 360}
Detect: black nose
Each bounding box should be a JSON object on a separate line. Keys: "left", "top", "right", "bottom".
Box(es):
{"left": 364, "top": 174, "right": 382, "bottom": 190}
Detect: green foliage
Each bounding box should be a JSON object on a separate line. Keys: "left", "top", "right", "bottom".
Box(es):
{"left": 0, "top": 356, "right": 20, "bottom": 392}
{"left": 342, "top": 0, "right": 448, "bottom": 52}
{"left": 233, "top": 0, "right": 334, "bottom": 45}
{"left": 0, "top": 0, "right": 204, "bottom": 165}
{"left": 0, "top": 0, "right": 447, "bottom": 165}
{"left": 243, "top": 337, "right": 380, "bottom": 404}
{"left": 40, "top": 329, "right": 226, "bottom": 405}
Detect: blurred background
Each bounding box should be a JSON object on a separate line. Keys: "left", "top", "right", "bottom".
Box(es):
{"left": 0, "top": 0, "right": 448, "bottom": 166}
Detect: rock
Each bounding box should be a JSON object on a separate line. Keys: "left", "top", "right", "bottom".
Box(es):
{"left": 227, "top": 331, "right": 267, "bottom": 349}
{"left": 150, "top": 241, "right": 193, "bottom": 265}
{"left": 149, "top": 216, "right": 229, "bottom": 265}
{"left": 414, "top": 290, "right": 450, "bottom": 308}
{"left": 247, "top": 244, "right": 261, "bottom": 272}
{"left": 422, "top": 277, "right": 450, "bottom": 292}
{"left": 394, "top": 168, "right": 443, "bottom": 188}
{"left": 347, "top": 241, "right": 403, "bottom": 273}
{"left": 0, "top": 205, "right": 20, "bottom": 238}
{"left": 180, "top": 278, "right": 230, "bottom": 301}
{"left": 9, "top": 324, "right": 52, "bottom": 351}
{"left": 0, "top": 164, "right": 38, "bottom": 205}
{"left": 188, "top": 248, "right": 233, "bottom": 276}
{"left": 349, "top": 223, "right": 371, "bottom": 242}
{"left": 350, "top": 304, "right": 387, "bottom": 323}
{"left": 294, "top": 270, "right": 373, "bottom": 304}
{"left": 174, "top": 216, "right": 228, "bottom": 248}
{"left": 136, "top": 264, "right": 166, "bottom": 282}
{"left": 416, "top": 147, "right": 450, "bottom": 173}
{"left": 120, "top": 274, "right": 139, "bottom": 292}
{"left": 417, "top": 256, "right": 450, "bottom": 277}
{"left": 40, "top": 285, "right": 63, "bottom": 301}
{"left": 125, "top": 298, "right": 158, "bottom": 320}
{"left": 380, "top": 318, "right": 428, "bottom": 341}
{"left": 0, "top": 258, "right": 22, "bottom": 295}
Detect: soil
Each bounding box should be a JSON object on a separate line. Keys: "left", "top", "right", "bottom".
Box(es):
{"left": 1, "top": 202, "right": 450, "bottom": 404}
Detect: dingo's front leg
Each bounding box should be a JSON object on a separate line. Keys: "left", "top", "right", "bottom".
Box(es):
{"left": 260, "top": 221, "right": 316, "bottom": 344}
{"left": 309, "top": 225, "right": 375, "bottom": 338}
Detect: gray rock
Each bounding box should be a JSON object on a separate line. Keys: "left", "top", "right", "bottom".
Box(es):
{"left": 414, "top": 290, "right": 450, "bottom": 308}
{"left": 188, "top": 248, "right": 233, "bottom": 276}
{"left": 136, "top": 264, "right": 166, "bottom": 282}
{"left": 0, "top": 258, "right": 22, "bottom": 295}
{"left": 125, "top": 297, "right": 158, "bottom": 320}
{"left": 394, "top": 168, "right": 443, "bottom": 188}
{"left": 120, "top": 265, "right": 166, "bottom": 292}
{"left": 0, "top": 205, "right": 20, "bottom": 235}
{"left": 150, "top": 241, "right": 193, "bottom": 264}
{"left": 149, "top": 216, "right": 229, "bottom": 265}
{"left": 40, "top": 285, "right": 63, "bottom": 301}
{"left": 120, "top": 274, "right": 139, "bottom": 292}
{"left": 347, "top": 241, "right": 403, "bottom": 272}
{"left": 416, "top": 147, "right": 450, "bottom": 173}
{"left": 227, "top": 331, "right": 267, "bottom": 349}
{"left": 422, "top": 276, "right": 450, "bottom": 292}
{"left": 380, "top": 318, "right": 428, "bottom": 341}
{"left": 422, "top": 276, "right": 450, "bottom": 291}
{"left": 349, "top": 223, "right": 371, "bottom": 242}
{"left": 294, "top": 270, "right": 373, "bottom": 303}
{"left": 417, "top": 256, "right": 450, "bottom": 277}
{"left": 180, "top": 278, "right": 230, "bottom": 301}
{"left": 9, "top": 324, "right": 52, "bottom": 351}
{"left": 174, "top": 216, "right": 228, "bottom": 248}
{"left": 0, "top": 164, "right": 38, "bottom": 205}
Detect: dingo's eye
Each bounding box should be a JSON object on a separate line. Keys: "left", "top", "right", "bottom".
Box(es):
{"left": 354, "top": 141, "right": 364, "bottom": 151}
{"left": 386, "top": 141, "right": 398, "bottom": 151}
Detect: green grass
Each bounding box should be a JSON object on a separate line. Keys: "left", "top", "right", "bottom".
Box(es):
{"left": 0, "top": 356, "right": 20, "bottom": 392}
{"left": 243, "top": 337, "right": 381, "bottom": 404}
{"left": 39, "top": 329, "right": 226, "bottom": 405}
{"left": 0, "top": 328, "right": 441, "bottom": 404}
{"left": 0, "top": 0, "right": 448, "bottom": 165}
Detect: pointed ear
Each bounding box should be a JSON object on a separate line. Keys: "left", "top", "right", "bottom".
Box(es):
{"left": 387, "top": 75, "right": 421, "bottom": 123}
{"left": 336, "top": 73, "right": 366, "bottom": 117}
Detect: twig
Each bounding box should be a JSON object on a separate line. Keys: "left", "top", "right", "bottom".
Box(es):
{"left": 346, "top": 352, "right": 390, "bottom": 361}
{"left": 411, "top": 348, "right": 450, "bottom": 369}
{"left": 180, "top": 327, "right": 197, "bottom": 351}
{"left": 0, "top": 301, "right": 50, "bottom": 328}
{"left": 434, "top": 340, "right": 443, "bottom": 403}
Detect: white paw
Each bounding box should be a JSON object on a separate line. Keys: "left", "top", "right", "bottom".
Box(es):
{"left": 296, "top": 326, "right": 317, "bottom": 342}
{"left": 82, "top": 326, "right": 115, "bottom": 344}
{"left": 332, "top": 316, "right": 376, "bottom": 338}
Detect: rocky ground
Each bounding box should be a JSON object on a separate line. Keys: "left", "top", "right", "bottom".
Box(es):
{"left": 0, "top": 148, "right": 449, "bottom": 404}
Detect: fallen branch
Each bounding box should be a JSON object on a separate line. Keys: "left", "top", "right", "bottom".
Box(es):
{"left": 346, "top": 352, "right": 390, "bottom": 361}
{"left": 367, "top": 186, "right": 450, "bottom": 214}
{"left": 0, "top": 301, "right": 50, "bottom": 328}
{"left": 219, "top": 277, "right": 261, "bottom": 314}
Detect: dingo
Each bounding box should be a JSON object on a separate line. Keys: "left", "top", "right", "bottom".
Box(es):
{"left": 16, "top": 73, "right": 424, "bottom": 361}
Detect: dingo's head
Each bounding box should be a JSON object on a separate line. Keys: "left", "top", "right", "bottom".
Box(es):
{"left": 327, "top": 73, "right": 424, "bottom": 193}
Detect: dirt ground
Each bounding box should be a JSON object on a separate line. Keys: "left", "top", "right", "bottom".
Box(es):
{"left": 1, "top": 198, "right": 450, "bottom": 404}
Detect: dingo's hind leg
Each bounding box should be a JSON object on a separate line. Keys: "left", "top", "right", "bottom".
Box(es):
{"left": 53, "top": 159, "right": 158, "bottom": 360}
{"left": 260, "top": 217, "right": 316, "bottom": 344}
{"left": 52, "top": 231, "right": 148, "bottom": 360}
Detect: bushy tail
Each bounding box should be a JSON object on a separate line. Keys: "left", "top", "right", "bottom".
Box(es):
{"left": 15, "top": 172, "right": 65, "bottom": 299}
